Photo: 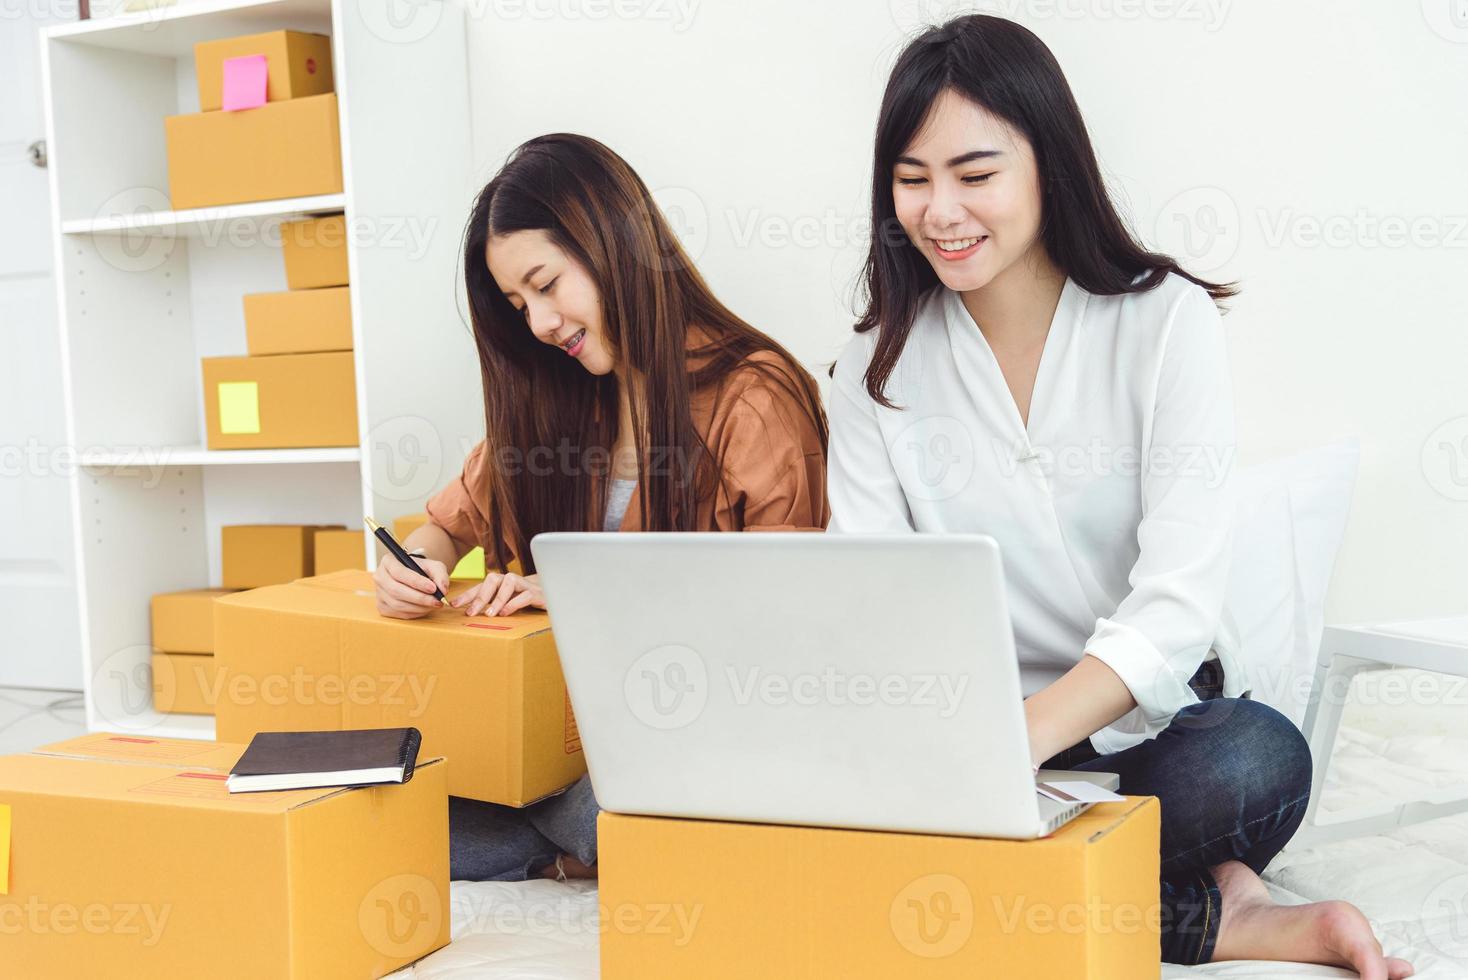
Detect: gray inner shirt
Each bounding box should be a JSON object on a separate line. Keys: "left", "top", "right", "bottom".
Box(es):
{"left": 602, "top": 478, "right": 637, "bottom": 532}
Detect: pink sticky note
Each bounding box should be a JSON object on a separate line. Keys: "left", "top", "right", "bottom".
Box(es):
{"left": 221, "top": 54, "right": 268, "bottom": 111}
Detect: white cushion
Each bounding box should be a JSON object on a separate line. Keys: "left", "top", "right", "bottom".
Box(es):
{"left": 1225, "top": 440, "right": 1360, "bottom": 726}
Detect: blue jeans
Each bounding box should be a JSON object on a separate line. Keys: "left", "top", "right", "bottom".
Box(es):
{"left": 449, "top": 774, "right": 601, "bottom": 881}
{"left": 1040, "top": 660, "right": 1313, "bottom": 965}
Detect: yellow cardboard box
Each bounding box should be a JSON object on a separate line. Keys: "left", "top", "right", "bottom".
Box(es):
{"left": 194, "top": 30, "right": 334, "bottom": 112}
{"left": 599, "top": 798, "right": 1162, "bottom": 980}
{"left": 151, "top": 652, "right": 219, "bottom": 714}
{"left": 0, "top": 733, "right": 449, "bottom": 979}
{"left": 150, "top": 588, "right": 236, "bottom": 653}
{"left": 314, "top": 528, "right": 367, "bottom": 574}
{"left": 201, "top": 351, "right": 357, "bottom": 450}
{"left": 281, "top": 213, "right": 349, "bottom": 289}
{"left": 164, "top": 94, "right": 342, "bottom": 210}
{"left": 243, "top": 286, "right": 352, "bottom": 356}
{"left": 214, "top": 569, "right": 584, "bottom": 805}
{"left": 222, "top": 524, "right": 342, "bottom": 589}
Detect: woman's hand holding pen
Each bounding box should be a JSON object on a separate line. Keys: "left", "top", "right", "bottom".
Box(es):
{"left": 374, "top": 553, "right": 451, "bottom": 619}
{"left": 452, "top": 572, "right": 546, "bottom": 617}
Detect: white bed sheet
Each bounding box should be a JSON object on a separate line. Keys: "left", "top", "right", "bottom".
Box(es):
{"left": 393, "top": 668, "right": 1468, "bottom": 980}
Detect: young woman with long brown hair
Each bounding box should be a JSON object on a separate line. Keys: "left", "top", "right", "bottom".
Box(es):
{"left": 371, "top": 133, "right": 828, "bottom": 881}
{"left": 828, "top": 15, "right": 1411, "bottom": 978}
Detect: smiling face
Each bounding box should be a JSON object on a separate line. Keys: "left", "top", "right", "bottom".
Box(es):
{"left": 892, "top": 88, "right": 1048, "bottom": 294}
{"left": 486, "top": 229, "right": 616, "bottom": 376}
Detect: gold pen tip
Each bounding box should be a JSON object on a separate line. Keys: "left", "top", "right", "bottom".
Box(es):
{"left": 364, "top": 516, "right": 382, "bottom": 532}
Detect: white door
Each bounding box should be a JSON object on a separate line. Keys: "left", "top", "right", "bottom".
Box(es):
{"left": 0, "top": 10, "right": 83, "bottom": 689}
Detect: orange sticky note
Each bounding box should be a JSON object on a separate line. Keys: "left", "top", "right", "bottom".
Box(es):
{"left": 0, "top": 802, "right": 10, "bottom": 895}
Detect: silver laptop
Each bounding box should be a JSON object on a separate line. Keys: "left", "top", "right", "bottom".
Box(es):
{"left": 531, "top": 533, "right": 1119, "bottom": 839}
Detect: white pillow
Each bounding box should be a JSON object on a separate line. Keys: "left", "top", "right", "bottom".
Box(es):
{"left": 1225, "top": 439, "right": 1360, "bottom": 727}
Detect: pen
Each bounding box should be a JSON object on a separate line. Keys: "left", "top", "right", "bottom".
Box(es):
{"left": 365, "top": 516, "right": 447, "bottom": 605}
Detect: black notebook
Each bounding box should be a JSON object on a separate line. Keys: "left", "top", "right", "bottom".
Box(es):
{"left": 227, "top": 728, "right": 422, "bottom": 794}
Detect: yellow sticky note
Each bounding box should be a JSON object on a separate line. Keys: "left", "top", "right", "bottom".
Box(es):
{"left": 451, "top": 547, "right": 486, "bottom": 580}
{"left": 1, "top": 802, "right": 10, "bottom": 895}
{"left": 218, "top": 381, "right": 261, "bottom": 435}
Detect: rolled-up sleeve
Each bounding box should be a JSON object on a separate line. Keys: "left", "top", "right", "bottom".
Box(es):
{"left": 424, "top": 440, "right": 494, "bottom": 556}
{"left": 716, "top": 382, "right": 830, "bottom": 532}
{"left": 1085, "top": 287, "right": 1237, "bottom": 751}
{"left": 827, "top": 332, "right": 916, "bottom": 533}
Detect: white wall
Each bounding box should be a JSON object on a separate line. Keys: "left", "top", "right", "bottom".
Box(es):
{"left": 461, "top": 0, "right": 1468, "bottom": 623}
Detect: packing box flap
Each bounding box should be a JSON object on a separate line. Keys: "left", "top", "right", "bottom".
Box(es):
{"left": 219, "top": 569, "right": 552, "bottom": 640}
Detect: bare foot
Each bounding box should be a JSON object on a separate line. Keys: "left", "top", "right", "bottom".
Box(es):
{"left": 1210, "top": 860, "right": 1413, "bottom": 980}
{"left": 535, "top": 853, "right": 598, "bottom": 881}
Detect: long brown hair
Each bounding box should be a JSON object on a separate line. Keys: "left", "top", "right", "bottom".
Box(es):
{"left": 855, "top": 16, "right": 1237, "bottom": 407}
{"left": 462, "top": 134, "right": 827, "bottom": 573}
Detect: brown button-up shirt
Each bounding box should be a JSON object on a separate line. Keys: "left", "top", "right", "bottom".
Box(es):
{"left": 426, "top": 346, "right": 829, "bottom": 563}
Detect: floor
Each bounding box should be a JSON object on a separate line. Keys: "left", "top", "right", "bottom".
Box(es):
{"left": 0, "top": 686, "right": 87, "bottom": 756}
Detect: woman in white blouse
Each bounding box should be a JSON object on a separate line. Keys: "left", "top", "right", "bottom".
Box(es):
{"left": 829, "top": 15, "right": 1411, "bottom": 979}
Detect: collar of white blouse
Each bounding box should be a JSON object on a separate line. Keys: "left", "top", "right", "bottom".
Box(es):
{"left": 940, "top": 278, "right": 1087, "bottom": 460}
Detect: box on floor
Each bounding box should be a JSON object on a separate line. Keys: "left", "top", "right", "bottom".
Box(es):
{"left": 150, "top": 588, "right": 237, "bottom": 653}
{"left": 0, "top": 733, "right": 449, "bottom": 979}
{"left": 222, "top": 524, "right": 345, "bottom": 589}
{"left": 314, "top": 528, "right": 367, "bottom": 574}
{"left": 599, "top": 797, "right": 1161, "bottom": 980}
{"left": 151, "top": 652, "right": 219, "bottom": 714}
{"left": 214, "top": 569, "right": 584, "bottom": 805}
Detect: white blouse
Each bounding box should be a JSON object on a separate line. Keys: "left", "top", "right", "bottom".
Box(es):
{"left": 827, "top": 274, "right": 1244, "bottom": 754}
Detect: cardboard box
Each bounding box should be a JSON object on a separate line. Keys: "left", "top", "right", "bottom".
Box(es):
{"left": 599, "top": 798, "right": 1162, "bottom": 980}
{"left": 0, "top": 733, "right": 449, "bottom": 979}
{"left": 314, "top": 528, "right": 367, "bottom": 574}
{"left": 214, "top": 569, "right": 584, "bottom": 805}
{"left": 244, "top": 286, "right": 352, "bottom": 356}
{"left": 201, "top": 351, "right": 357, "bottom": 450}
{"left": 222, "top": 524, "right": 342, "bottom": 589}
{"left": 164, "top": 94, "right": 343, "bottom": 210}
{"left": 150, "top": 588, "right": 236, "bottom": 653}
{"left": 151, "top": 652, "right": 219, "bottom": 714}
{"left": 282, "top": 213, "right": 349, "bottom": 289}
{"left": 194, "top": 30, "right": 334, "bottom": 112}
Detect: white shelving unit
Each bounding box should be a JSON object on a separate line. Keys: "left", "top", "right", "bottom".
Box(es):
{"left": 40, "top": 0, "right": 483, "bottom": 739}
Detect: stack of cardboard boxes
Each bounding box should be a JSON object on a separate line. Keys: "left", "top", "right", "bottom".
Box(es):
{"left": 150, "top": 524, "right": 366, "bottom": 717}
{"left": 203, "top": 211, "right": 357, "bottom": 449}
{"left": 163, "top": 29, "right": 358, "bottom": 450}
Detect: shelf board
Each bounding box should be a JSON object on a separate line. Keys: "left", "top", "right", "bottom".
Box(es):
{"left": 80, "top": 445, "right": 362, "bottom": 467}
{"left": 89, "top": 712, "right": 217, "bottom": 741}
{"left": 46, "top": 0, "right": 331, "bottom": 57}
{"left": 61, "top": 193, "right": 346, "bottom": 237}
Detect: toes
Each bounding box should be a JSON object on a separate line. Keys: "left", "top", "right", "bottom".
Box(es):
{"left": 1386, "top": 956, "right": 1415, "bottom": 979}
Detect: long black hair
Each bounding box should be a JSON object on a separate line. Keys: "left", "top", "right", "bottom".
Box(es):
{"left": 855, "top": 14, "right": 1236, "bottom": 407}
